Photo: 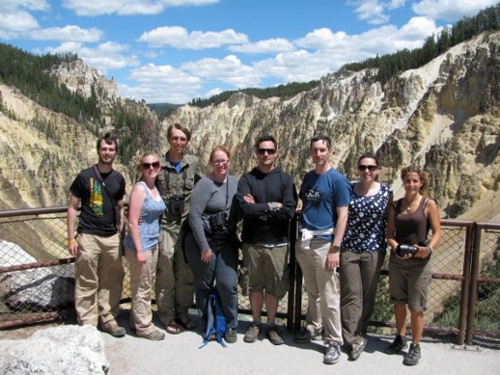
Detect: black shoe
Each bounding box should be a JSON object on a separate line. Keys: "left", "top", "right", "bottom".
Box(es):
{"left": 293, "top": 327, "right": 322, "bottom": 343}
{"left": 225, "top": 328, "right": 238, "bottom": 344}
{"left": 385, "top": 335, "right": 408, "bottom": 354}
{"left": 403, "top": 343, "right": 421, "bottom": 366}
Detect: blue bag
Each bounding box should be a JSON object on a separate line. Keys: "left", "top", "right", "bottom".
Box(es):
{"left": 200, "top": 288, "right": 226, "bottom": 348}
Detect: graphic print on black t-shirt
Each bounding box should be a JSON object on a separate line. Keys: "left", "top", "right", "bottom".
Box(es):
{"left": 90, "top": 177, "right": 105, "bottom": 217}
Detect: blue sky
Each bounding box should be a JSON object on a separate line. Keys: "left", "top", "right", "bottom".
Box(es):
{"left": 0, "top": 1, "right": 498, "bottom": 104}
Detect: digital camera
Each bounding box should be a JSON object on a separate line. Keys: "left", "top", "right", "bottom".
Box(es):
{"left": 396, "top": 244, "right": 417, "bottom": 257}
{"left": 396, "top": 239, "right": 430, "bottom": 257}
{"left": 209, "top": 211, "right": 227, "bottom": 231}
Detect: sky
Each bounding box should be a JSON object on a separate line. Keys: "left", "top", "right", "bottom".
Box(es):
{"left": 0, "top": 1, "right": 498, "bottom": 104}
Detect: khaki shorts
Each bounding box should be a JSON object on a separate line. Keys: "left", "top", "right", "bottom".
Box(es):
{"left": 388, "top": 255, "right": 432, "bottom": 312}
{"left": 242, "top": 243, "right": 290, "bottom": 300}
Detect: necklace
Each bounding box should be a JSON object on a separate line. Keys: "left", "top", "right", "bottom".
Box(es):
{"left": 404, "top": 195, "right": 420, "bottom": 212}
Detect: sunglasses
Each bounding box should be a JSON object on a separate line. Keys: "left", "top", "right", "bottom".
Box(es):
{"left": 142, "top": 161, "right": 160, "bottom": 170}
{"left": 257, "top": 148, "right": 276, "bottom": 155}
{"left": 358, "top": 165, "right": 378, "bottom": 172}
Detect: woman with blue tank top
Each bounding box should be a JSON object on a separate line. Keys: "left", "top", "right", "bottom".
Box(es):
{"left": 385, "top": 165, "right": 441, "bottom": 366}
{"left": 124, "top": 152, "right": 166, "bottom": 340}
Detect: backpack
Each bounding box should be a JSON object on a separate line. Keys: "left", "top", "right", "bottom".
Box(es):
{"left": 200, "top": 288, "right": 226, "bottom": 348}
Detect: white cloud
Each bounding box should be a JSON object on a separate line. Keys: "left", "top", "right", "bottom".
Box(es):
{"left": 228, "top": 38, "right": 296, "bottom": 54}
{"left": 254, "top": 49, "right": 330, "bottom": 83}
{"left": 0, "top": 11, "right": 39, "bottom": 34}
{"left": 347, "top": 0, "right": 407, "bottom": 25}
{"left": 295, "top": 28, "right": 349, "bottom": 49}
{"left": 0, "top": 0, "right": 49, "bottom": 12}
{"left": 138, "top": 26, "right": 248, "bottom": 49}
{"left": 182, "top": 55, "right": 262, "bottom": 87}
{"left": 62, "top": 0, "right": 219, "bottom": 16}
{"left": 29, "top": 25, "right": 103, "bottom": 42}
{"left": 121, "top": 63, "right": 203, "bottom": 103}
{"left": 412, "top": 0, "right": 498, "bottom": 20}
{"left": 44, "top": 41, "right": 140, "bottom": 74}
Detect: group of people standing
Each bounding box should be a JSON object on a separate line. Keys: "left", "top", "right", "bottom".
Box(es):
{"left": 67, "top": 126, "right": 440, "bottom": 367}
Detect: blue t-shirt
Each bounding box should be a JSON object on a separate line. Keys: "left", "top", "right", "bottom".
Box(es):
{"left": 300, "top": 168, "right": 351, "bottom": 234}
{"left": 124, "top": 182, "right": 166, "bottom": 252}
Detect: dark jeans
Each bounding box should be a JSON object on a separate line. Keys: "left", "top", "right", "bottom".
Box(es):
{"left": 339, "top": 249, "right": 386, "bottom": 346}
{"left": 184, "top": 233, "right": 238, "bottom": 329}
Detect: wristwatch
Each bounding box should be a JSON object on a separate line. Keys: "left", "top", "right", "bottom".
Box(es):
{"left": 329, "top": 245, "right": 341, "bottom": 253}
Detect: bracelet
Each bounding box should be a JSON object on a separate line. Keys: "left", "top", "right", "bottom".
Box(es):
{"left": 68, "top": 238, "right": 76, "bottom": 246}
{"left": 426, "top": 246, "right": 433, "bottom": 255}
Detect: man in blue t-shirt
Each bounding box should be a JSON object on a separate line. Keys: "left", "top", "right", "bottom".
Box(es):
{"left": 295, "top": 135, "right": 351, "bottom": 365}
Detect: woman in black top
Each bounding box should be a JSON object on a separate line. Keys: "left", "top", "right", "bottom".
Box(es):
{"left": 385, "top": 165, "right": 441, "bottom": 366}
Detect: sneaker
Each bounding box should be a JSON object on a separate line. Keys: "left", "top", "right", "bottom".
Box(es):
{"left": 349, "top": 338, "right": 367, "bottom": 361}
{"left": 225, "top": 328, "right": 238, "bottom": 344}
{"left": 243, "top": 323, "right": 261, "bottom": 343}
{"left": 139, "top": 330, "right": 165, "bottom": 341}
{"left": 267, "top": 324, "right": 284, "bottom": 345}
{"left": 403, "top": 343, "right": 421, "bottom": 366}
{"left": 293, "top": 327, "right": 322, "bottom": 343}
{"left": 100, "top": 321, "right": 126, "bottom": 338}
{"left": 323, "top": 342, "right": 341, "bottom": 365}
{"left": 385, "top": 335, "right": 408, "bottom": 354}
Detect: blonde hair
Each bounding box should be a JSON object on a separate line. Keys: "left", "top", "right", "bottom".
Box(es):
{"left": 136, "top": 151, "right": 160, "bottom": 174}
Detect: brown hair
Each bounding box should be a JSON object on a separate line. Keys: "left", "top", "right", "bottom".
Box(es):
{"left": 167, "top": 123, "right": 191, "bottom": 142}
{"left": 210, "top": 146, "right": 230, "bottom": 162}
{"left": 96, "top": 132, "right": 118, "bottom": 151}
{"left": 401, "top": 165, "right": 429, "bottom": 196}
{"left": 358, "top": 152, "right": 379, "bottom": 166}
{"left": 310, "top": 134, "right": 332, "bottom": 150}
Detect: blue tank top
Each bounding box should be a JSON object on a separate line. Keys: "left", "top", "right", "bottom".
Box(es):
{"left": 124, "top": 182, "right": 166, "bottom": 251}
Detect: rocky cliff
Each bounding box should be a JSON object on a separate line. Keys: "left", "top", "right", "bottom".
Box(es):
{"left": 0, "top": 32, "right": 499, "bottom": 222}
{"left": 163, "top": 31, "right": 500, "bottom": 221}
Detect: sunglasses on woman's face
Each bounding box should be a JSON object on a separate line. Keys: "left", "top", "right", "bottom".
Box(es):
{"left": 142, "top": 161, "right": 160, "bottom": 170}
{"left": 358, "top": 165, "right": 378, "bottom": 172}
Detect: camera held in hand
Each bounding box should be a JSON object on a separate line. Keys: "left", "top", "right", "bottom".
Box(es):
{"left": 396, "top": 244, "right": 417, "bottom": 257}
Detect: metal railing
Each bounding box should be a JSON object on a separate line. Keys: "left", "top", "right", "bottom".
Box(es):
{"left": 0, "top": 206, "right": 499, "bottom": 347}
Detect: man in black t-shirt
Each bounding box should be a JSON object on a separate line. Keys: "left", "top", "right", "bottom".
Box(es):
{"left": 67, "top": 133, "right": 127, "bottom": 337}
{"left": 236, "top": 135, "right": 297, "bottom": 345}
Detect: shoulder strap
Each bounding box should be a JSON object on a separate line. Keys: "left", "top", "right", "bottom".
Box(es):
{"left": 93, "top": 165, "right": 115, "bottom": 202}
{"left": 93, "top": 165, "right": 118, "bottom": 227}
{"left": 391, "top": 198, "right": 402, "bottom": 212}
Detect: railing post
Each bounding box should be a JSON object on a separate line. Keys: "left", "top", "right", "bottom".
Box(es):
{"left": 286, "top": 215, "right": 298, "bottom": 331}
{"left": 456, "top": 222, "right": 474, "bottom": 345}
{"left": 465, "top": 223, "right": 481, "bottom": 345}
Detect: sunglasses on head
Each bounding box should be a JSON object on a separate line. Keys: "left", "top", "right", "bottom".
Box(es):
{"left": 358, "top": 165, "right": 378, "bottom": 172}
{"left": 257, "top": 148, "right": 276, "bottom": 155}
{"left": 142, "top": 161, "right": 160, "bottom": 170}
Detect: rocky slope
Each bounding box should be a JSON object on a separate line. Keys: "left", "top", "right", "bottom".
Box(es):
{"left": 163, "top": 31, "right": 500, "bottom": 221}
{"left": 0, "top": 32, "right": 499, "bottom": 222}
